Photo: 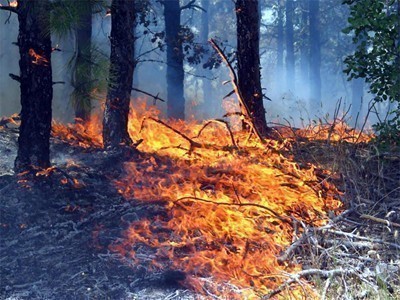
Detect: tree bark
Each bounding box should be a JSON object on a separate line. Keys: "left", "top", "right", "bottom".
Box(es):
{"left": 102, "top": 0, "right": 135, "bottom": 148}
{"left": 235, "top": 0, "right": 269, "bottom": 137}
{"left": 299, "top": 0, "right": 308, "bottom": 84}
{"left": 14, "top": 0, "right": 53, "bottom": 172}
{"left": 276, "top": 0, "right": 284, "bottom": 89}
{"left": 309, "top": 0, "right": 321, "bottom": 108}
{"left": 73, "top": 0, "right": 92, "bottom": 122}
{"left": 285, "top": 0, "right": 295, "bottom": 93}
{"left": 163, "top": 0, "right": 185, "bottom": 120}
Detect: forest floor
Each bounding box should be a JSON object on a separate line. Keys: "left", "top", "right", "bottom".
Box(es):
{"left": 0, "top": 121, "right": 399, "bottom": 299}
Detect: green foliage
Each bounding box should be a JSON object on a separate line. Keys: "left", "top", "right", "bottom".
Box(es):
{"left": 343, "top": 0, "right": 400, "bottom": 138}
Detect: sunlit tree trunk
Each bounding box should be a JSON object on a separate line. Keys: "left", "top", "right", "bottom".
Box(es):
{"left": 72, "top": 0, "right": 92, "bottom": 122}
{"left": 163, "top": 0, "right": 185, "bottom": 120}
{"left": 285, "top": 0, "right": 295, "bottom": 93}
{"left": 235, "top": 0, "right": 269, "bottom": 137}
{"left": 102, "top": 0, "right": 135, "bottom": 148}
{"left": 309, "top": 0, "right": 321, "bottom": 108}
{"left": 14, "top": 0, "right": 53, "bottom": 172}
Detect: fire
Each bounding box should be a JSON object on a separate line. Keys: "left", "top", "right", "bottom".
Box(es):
{"left": 28, "top": 48, "right": 49, "bottom": 66}
{"left": 51, "top": 99, "right": 371, "bottom": 298}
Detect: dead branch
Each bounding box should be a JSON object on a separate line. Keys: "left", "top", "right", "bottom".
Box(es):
{"left": 0, "top": 5, "right": 18, "bottom": 14}
{"left": 262, "top": 268, "right": 358, "bottom": 299}
{"left": 194, "top": 119, "right": 239, "bottom": 150}
{"left": 209, "top": 38, "right": 265, "bottom": 143}
{"left": 360, "top": 214, "right": 400, "bottom": 228}
{"left": 140, "top": 117, "right": 240, "bottom": 153}
{"left": 174, "top": 196, "right": 292, "bottom": 224}
{"left": 131, "top": 87, "right": 166, "bottom": 103}
{"left": 323, "top": 228, "right": 400, "bottom": 249}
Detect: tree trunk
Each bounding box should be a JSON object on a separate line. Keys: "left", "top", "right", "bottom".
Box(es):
{"left": 163, "top": 0, "right": 185, "bottom": 120}
{"left": 285, "top": 0, "right": 295, "bottom": 93}
{"left": 309, "top": 0, "right": 321, "bottom": 108}
{"left": 235, "top": 0, "right": 269, "bottom": 137}
{"left": 351, "top": 78, "right": 364, "bottom": 127}
{"left": 14, "top": 0, "right": 53, "bottom": 172}
{"left": 200, "top": 0, "right": 212, "bottom": 118}
{"left": 102, "top": 0, "right": 135, "bottom": 148}
{"left": 276, "top": 0, "right": 284, "bottom": 90}
{"left": 299, "top": 0, "right": 308, "bottom": 84}
{"left": 73, "top": 0, "right": 92, "bottom": 122}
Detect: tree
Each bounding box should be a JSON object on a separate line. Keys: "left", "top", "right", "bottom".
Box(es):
{"left": 102, "top": 0, "right": 136, "bottom": 148}
{"left": 276, "top": 0, "right": 284, "bottom": 89}
{"left": 235, "top": 0, "right": 269, "bottom": 137}
{"left": 285, "top": 0, "right": 295, "bottom": 93}
{"left": 309, "top": 0, "right": 321, "bottom": 108}
{"left": 163, "top": 0, "right": 185, "bottom": 120}
{"left": 343, "top": 0, "right": 400, "bottom": 137}
{"left": 71, "top": 0, "right": 93, "bottom": 122}
{"left": 0, "top": 0, "right": 53, "bottom": 171}
{"left": 299, "top": 0, "right": 308, "bottom": 84}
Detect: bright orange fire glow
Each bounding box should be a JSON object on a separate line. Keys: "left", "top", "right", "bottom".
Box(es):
{"left": 28, "top": 48, "right": 49, "bottom": 66}
{"left": 52, "top": 99, "right": 371, "bottom": 298}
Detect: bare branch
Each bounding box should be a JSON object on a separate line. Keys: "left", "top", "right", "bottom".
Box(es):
{"left": 131, "top": 87, "right": 165, "bottom": 103}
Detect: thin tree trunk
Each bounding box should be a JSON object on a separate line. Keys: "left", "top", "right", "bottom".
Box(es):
{"left": 73, "top": 0, "right": 92, "bottom": 122}
{"left": 276, "top": 0, "right": 284, "bottom": 89}
{"left": 285, "top": 0, "right": 295, "bottom": 93}
{"left": 14, "top": 0, "right": 53, "bottom": 172}
{"left": 309, "top": 0, "right": 321, "bottom": 108}
{"left": 200, "top": 0, "right": 211, "bottom": 118}
{"left": 235, "top": 0, "right": 269, "bottom": 137}
{"left": 299, "top": 0, "right": 308, "bottom": 84}
{"left": 163, "top": 0, "right": 185, "bottom": 120}
{"left": 102, "top": 0, "right": 135, "bottom": 148}
{"left": 351, "top": 78, "right": 363, "bottom": 127}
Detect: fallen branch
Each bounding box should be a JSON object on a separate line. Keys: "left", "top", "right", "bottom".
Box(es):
{"left": 209, "top": 38, "right": 265, "bottom": 143}
{"left": 360, "top": 214, "right": 400, "bottom": 228}
{"left": 194, "top": 119, "right": 239, "bottom": 150}
{"left": 174, "top": 196, "right": 291, "bottom": 224}
{"left": 262, "top": 268, "right": 358, "bottom": 299}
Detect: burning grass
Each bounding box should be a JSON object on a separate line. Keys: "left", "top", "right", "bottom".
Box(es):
{"left": 3, "top": 98, "right": 398, "bottom": 299}
{"left": 50, "top": 99, "right": 379, "bottom": 298}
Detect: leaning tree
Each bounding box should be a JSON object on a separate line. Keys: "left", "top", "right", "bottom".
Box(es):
{"left": 1, "top": 0, "right": 53, "bottom": 171}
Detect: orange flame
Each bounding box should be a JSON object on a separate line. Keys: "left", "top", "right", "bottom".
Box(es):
{"left": 28, "top": 48, "right": 49, "bottom": 66}
{"left": 52, "top": 99, "right": 371, "bottom": 298}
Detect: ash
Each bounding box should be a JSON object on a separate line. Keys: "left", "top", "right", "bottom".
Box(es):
{"left": 0, "top": 127, "right": 196, "bottom": 300}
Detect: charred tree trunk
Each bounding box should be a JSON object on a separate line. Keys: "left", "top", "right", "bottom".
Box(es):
{"left": 102, "top": 0, "right": 135, "bottom": 148}
{"left": 276, "top": 0, "right": 284, "bottom": 89}
{"left": 73, "top": 0, "right": 92, "bottom": 122}
{"left": 14, "top": 0, "right": 53, "bottom": 172}
{"left": 285, "top": 0, "right": 295, "bottom": 93}
{"left": 309, "top": 0, "right": 321, "bottom": 108}
{"left": 235, "top": 0, "right": 269, "bottom": 137}
{"left": 163, "top": 0, "right": 185, "bottom": 120}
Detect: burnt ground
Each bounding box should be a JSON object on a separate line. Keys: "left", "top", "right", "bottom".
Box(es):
{"left": 0, "top": 128, "right": 196, "bottom": 300}
{"left": 1, "top": 125, "right": 400, "bottom": 299}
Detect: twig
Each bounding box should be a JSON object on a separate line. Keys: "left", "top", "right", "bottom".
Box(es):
{"left": 194, "top": 119, "right": 239, "bottom": 150}
{"left": 360, "top": 214, "right": 400, "bottom": 228}
{"left": 323, "top": 229, "right": 400, "bottom": 249}
{"left": 262, "top": 268, "right": 357, "bottom": 299}
{"left": 174, "top": 196, "right": 291, "bottom": 224}
{"left": 131, "top": 87, "right": 165, "bottom": 103}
